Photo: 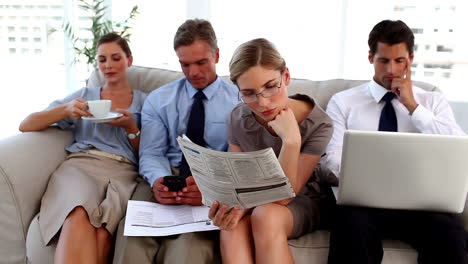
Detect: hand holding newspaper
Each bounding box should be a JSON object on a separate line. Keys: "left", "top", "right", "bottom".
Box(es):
{"left": 176, "top": 135, "right": 295, "bottom": 209}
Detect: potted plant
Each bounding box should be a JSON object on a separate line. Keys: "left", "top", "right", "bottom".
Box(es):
{"left": 61, "top": 0, "right": 138, "bottom": 68}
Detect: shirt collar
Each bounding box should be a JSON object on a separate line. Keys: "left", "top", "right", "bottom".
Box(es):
{"left": 185, "top": 76, "right": 220, "bottom": 101}
{"left": 369, "top": 79, "right": 391, "bottom": 103}
{"left": 96, "top": 86, "right": 103, "bottom": 99}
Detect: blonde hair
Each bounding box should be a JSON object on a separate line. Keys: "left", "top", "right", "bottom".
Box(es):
{"left": 229, "top": 38, "right": 286, "bottom": 85}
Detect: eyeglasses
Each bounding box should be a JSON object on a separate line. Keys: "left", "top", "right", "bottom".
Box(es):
{"left": 238, "top": 76, "right": 283, "bottom": 104}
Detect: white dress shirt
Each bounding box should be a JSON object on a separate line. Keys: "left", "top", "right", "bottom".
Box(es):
{"left": 323, "top": 79, "right": 465, "bottom": 178}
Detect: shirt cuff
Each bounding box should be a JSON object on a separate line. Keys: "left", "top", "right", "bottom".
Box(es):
{"left": 145, "top": 168, "right": 172, "bottom": 187}
{"left": 410, "top": 104, "right": 434, "bottom": 131}
{"left": 323, "top": 151, "right": 342, "bottom": 179}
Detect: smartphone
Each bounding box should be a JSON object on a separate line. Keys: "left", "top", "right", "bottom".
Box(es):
{"left": 163, "top": 175, "right": 187, "bottom": 192}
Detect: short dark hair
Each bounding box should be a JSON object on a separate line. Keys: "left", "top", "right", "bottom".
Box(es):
{"left": 97, "top": 32, "right": 132, "bottom": 57}
{"left": 368, "top": 20, "right": 414, "bottom": 55}
{"left": 173, "top": 19, "right": 218, "bottom": 51}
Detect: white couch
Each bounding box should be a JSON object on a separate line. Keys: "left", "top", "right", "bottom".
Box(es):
{"left": 1, "top": 66, "right": 467, "bottom": 264}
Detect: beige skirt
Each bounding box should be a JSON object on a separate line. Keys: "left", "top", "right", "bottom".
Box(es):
{"left": 39, "top": 152, "right": 139, "bottom": 245}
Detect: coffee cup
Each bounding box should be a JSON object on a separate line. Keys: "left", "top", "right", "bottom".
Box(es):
{"left": 87, "top": 100, "right": 111, "bottom": 118}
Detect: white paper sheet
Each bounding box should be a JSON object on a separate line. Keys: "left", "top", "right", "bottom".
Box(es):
{"left": 124, "top": 200, "right": 219, "bottom": 237}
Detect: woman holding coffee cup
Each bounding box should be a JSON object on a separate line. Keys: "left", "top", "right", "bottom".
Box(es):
{"left": 19, "top": 33, "right": 146, "bottom": 263}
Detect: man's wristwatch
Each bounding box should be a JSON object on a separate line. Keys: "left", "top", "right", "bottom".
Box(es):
{"left": 127, "top": 130, "right": 140, "bottom": 140}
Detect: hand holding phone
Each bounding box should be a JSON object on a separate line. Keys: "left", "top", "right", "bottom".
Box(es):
{"left": 163, "top": 175, "right": 187, "bottom": 192}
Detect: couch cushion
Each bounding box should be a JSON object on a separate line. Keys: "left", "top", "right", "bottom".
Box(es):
{"left": 88, "top": 66, "right": 439, "bottom": 111}
{"left": 0, "top": 165, "right": 26, "bottom": 264}
{"left": 88, "top": 66, "right": 184, "bottom": 94}
{"left": 288, "top": 78, "right": 439, "bottom": 110}
{"left": 26, "top": 214, "right": 55, "bottom": 264}
{"left": 0, "top": 129, "right": 71, "bottom": 264}
{"left": 288, "top": 79, "right": 368, "bottom": 110}
{"left": 288, "top": 230, "right": 418, "bottom": 264}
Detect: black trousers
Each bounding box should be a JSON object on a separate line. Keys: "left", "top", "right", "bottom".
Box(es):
{"left": 327, "top": 206, "right": 468, "bottom": 264}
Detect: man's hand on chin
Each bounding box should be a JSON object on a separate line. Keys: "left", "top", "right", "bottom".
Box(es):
{"left": 391, "top": 58, "right": 418, "bottom": 114}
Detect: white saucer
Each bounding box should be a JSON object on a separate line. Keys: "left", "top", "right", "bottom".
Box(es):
{"left": 82, "top": 112, "right": 123, "bottom": 123}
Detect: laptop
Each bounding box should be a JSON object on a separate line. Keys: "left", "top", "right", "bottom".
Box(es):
{"left": 336, "top": 130, "right": 468, "bottom": 213}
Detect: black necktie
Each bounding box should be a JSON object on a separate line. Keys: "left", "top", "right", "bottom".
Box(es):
{"left": 179, "top": 91, "right": 206, "bottom": 178}
{"left": 378, "top": 92, "right": 398, "bottom": 132}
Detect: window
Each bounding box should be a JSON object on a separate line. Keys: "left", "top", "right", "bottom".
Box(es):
{"left": 114, "top": 0, "right": 468, "bottom": 101}
{"left": 437, "top": 45, "right": 453, "bottom": 52}
{"left": 1, "top": 2, "right": 67, "bottom": 139}
{"left": 440, "top": 63, "right": 453, "bottom": 69}
{"left": 2, "top": 0, "right": 468, "bottom": 140}
{"left": 424, "top": 63, "right": 453, "bottom": 69}
{"left": 424, "top": 71, "right": 435, "bottom": 77}
{"left": 424, "top": 64, "right": 438, "bottom": 69}
{"left": 394, "top": 5, "right": 416, "bottom": 11}
{"left": 210, "top": 0, "right": 346, "bottom": 78}
{"left": 112, "top": 1, "right": 187, "bottom": 71}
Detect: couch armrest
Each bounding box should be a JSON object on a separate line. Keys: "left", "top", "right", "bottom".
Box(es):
{"left": 0, "top": 128, "right": 71, "bottom": 264}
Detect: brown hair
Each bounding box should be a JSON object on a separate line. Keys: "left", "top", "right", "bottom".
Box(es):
{"left": 173, "top": 19, "right": 218, "bottom": 51}
{"left": 97, "top": 32, "right": 132, "bottom": 57}
{"left": 229, "top": 38, "right": 286, "bottom": 85}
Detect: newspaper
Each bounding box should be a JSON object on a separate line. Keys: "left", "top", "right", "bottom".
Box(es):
{"left": 176, "top": 135, "right": 295, "bottom": 209}
{"left": 124, "top": 200, "right": 219, "bottom": 237}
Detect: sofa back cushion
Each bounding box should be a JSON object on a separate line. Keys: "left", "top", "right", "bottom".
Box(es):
{"left": 88, "top": 65, "right": 439, "bottom": 110}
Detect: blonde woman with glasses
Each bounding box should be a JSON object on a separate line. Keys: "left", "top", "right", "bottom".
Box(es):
{"left": 208, "top": 38, "right": 335, "bottom": 264}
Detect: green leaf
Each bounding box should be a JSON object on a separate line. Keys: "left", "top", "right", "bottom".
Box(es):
{"left": 58, "top": 0, "right": 138, "bottom": 66}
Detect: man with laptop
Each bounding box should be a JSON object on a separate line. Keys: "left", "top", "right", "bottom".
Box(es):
{"left": 324, "top": 19, "right": 467, "bottom": 264}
